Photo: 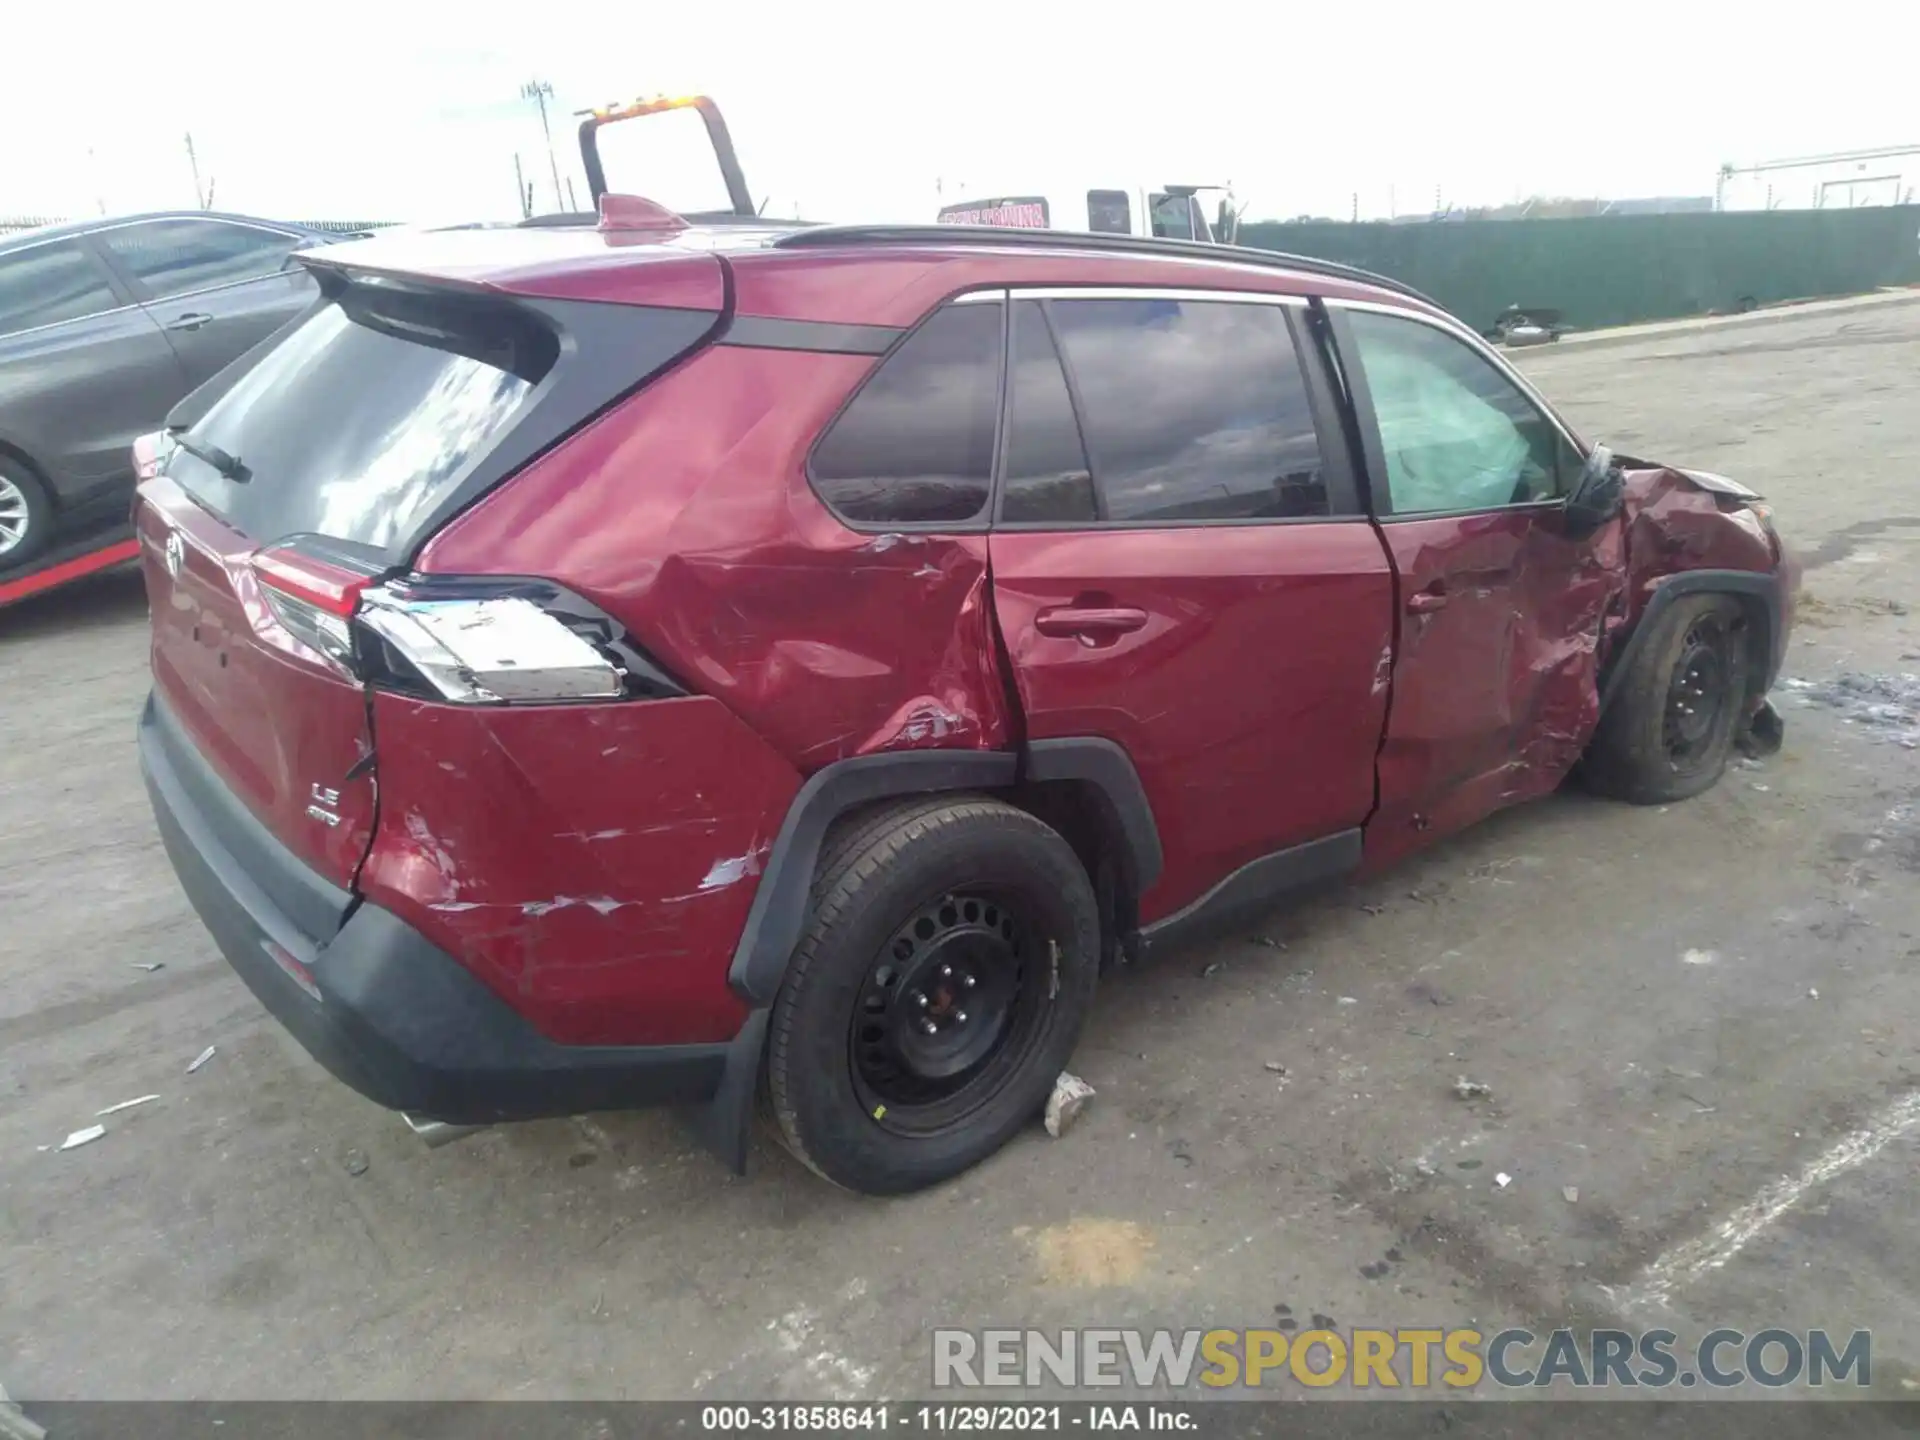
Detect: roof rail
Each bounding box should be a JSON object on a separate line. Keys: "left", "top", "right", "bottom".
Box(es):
{"left": 770, "top": 224, "right": 1435, "bottom": 307}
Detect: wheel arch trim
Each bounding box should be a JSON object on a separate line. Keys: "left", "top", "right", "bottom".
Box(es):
{"left": 727, "top": 750, "right": 1021, "bottom": 1007}
{"left": 1598, "top": 568, "right": 1784, "bottom": 718}
{"left": 727, "top": 739, "right": 1163, "bottom": 1008}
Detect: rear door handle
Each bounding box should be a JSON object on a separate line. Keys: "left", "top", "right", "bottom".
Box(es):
{"left": 1406, "top": 588, "right": 1449, "bottom": 614}
{"left": 1034, "top": 606, "right": 1150, "bottom": 639}
{"left": 167, "top": 312, "right": 214, "bottom": 332}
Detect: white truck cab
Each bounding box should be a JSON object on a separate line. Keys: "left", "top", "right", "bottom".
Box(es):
{"left": 936, "top": 185, "right": 1239, "bottom": 243}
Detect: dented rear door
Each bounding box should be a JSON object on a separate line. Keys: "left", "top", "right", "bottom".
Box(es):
{"left": 986, "top": 294, "right": 1394, "bottom": 924}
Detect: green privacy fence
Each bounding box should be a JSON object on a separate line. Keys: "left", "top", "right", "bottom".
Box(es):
{"left": 1239, "top": 206, "right": 1920, "bottom": 333}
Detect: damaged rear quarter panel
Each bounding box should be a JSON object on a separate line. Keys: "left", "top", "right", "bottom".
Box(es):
{"left": 356, "top": 693, "right": 800, "bottom": 1047}
{"left": 417, "top": 345, "right": 1011, "bottom": 771}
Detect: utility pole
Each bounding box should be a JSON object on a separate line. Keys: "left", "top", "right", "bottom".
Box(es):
{"left": 185, "top": 132, "right": 209, "bottom": 209}
{"left": 521, "top": 79, "right": 563, "bottom": 213}
{"left": 514, "top": 154, "right": 532, "bottom": 219}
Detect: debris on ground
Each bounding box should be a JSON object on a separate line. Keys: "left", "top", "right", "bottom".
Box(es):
{"left": 1415, "top": 1157, "right": 1438, "bottom": 1177}
{"left": 1044, "top": 1072, "right": 1096, "bottom": 1138}
{"left": 344, "top": 1149, "right": 370, "bottom": 1177}
{"left": 58, "top": 1125, "right": 106, "bottom": 1152}
{"left": 1252, "top": 936, "right": 1286, "bottom": 950}
{"left": 1200, "top": 961, "right": 1224, "bottom": 978}
{"left": 1453, "top": 1077, "right": 1493, "bottom": 1100}
{"left": 94, "top": 1095, "right": 160, "bottom": 1118}
{"left": 1495, "top": 1172, "right": 1513, "bottom": 1189}
{"left": 1359, "top": 904, "right": 1385, "bottom": 916}
{"left": 1808, "top": 987, "right": 1821, "bottom": 1000}
{"left": 1681, "top": 949, "right": 1718, "bottom": 966}
{"left": 1562, "top": 1186, "right": 1580, "bottom": 1204}
{"left": 129, "top": 962, "right": 165, "bottom": 973}
{"left": 1791, "top": 671, "right": 1920, "bottom": 748}
{"left": 187, "top": 1045, "right": 216, "bottom": 1073}
{"left": 1337, "top": 996, "right": 1358, "bottom": 1006}
{"left": 1263, "top": 1061, "right": 1287, "bottom": 1074}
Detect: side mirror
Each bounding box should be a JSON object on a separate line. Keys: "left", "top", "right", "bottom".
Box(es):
{"left": 1564, "top": 444, "right": 1624, "bottom": 539}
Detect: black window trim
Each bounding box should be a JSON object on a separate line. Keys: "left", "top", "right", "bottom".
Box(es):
{"left": 1324, "top": 297, "right": 1591, "bottom": 524}
{"left": 801, "top": 290, "right": 1010, "bottom": 535}
{"left": 91, "top": 216, "right": 306, "bottom": 307}
{"left": 985, "top": 284, "right": 1368, "bottom": 532}
{"left": 0, "top": 234, "right": 138, "bottom": 340}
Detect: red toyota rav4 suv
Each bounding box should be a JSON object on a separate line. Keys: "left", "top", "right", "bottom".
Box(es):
{"left": 137, "top": 214, "right": 1795, "bottom": 1194}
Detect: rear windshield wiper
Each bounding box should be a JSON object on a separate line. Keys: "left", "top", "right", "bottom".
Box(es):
{"left": 166, "top": 428, "right": 251, "bottom": 484}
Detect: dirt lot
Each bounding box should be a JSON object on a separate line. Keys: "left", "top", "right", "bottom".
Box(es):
{"left": 3, "top": 298, "right": 1919, "bottom": 1408}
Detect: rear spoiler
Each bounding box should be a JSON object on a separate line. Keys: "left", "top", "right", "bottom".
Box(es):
{"left": 575, "top": 94, "right": 755, "bottom": 218}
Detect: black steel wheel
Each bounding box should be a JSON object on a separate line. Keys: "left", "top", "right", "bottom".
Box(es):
{"left": 1583, "top": 593, "right": 1751, "bottom": 805}
{"left": 849, "top": 889, "right": 1050, "bottom": 1134}
{"left": 1661, "top": 614, "right": 1733, "bottom": 769}
{"left": 765, "top": 795, "right": 1100, "bottom": 1194}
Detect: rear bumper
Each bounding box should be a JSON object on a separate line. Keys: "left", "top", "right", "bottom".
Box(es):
{"left": 139, "top": 693, "right": 732, "bottom": 1125}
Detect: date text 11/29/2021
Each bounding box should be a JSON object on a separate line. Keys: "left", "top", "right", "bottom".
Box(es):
{"left": 701, "top": 1405, "right": 1193, "bottom": 1432}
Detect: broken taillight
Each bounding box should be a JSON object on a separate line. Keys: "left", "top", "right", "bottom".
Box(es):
{"left": 358, "top": 577, "right": 687, "bottom": 704}
{"left": 356, "top": 589, "right": 626, "bottom": 703}
{"left": 247, "top": 551, "right": 685, "bottom": 704}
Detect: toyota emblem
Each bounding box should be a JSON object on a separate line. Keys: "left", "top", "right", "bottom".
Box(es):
{"left": 163, "top": 530, "right": 185, "bottom": 580}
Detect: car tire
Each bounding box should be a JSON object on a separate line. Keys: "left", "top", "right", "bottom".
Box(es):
{"left": 1582, "top": 594, "right": 1751, "bottom": 805}
{"left": 0, "top": 460, "right": 54, "bottom": 572}
{"left": 764, "top": 795, "right": 1100, "bottom": 1194}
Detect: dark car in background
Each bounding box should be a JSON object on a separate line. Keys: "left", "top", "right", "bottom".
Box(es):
{"left": 0, "top": 211, "right": 355, "bottom": 569}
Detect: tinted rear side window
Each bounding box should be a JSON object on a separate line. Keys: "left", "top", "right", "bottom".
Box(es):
{"left": 1049, "top": 298, "right": 1328, "bottom": 523}
{"left": 809, "top": 302, "right": 1003, "bottom": 526}
{"left": 174, "top": 283, "right": 558, "bottom": 548}
{"left": 98, "top": 219, "right": 297, "bottom": 299}
{"left": 0, "top": 240, "right": 120, "bottom": 336}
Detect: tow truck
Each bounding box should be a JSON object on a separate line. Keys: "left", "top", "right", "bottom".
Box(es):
{"left": 936, "top": 183, "right": 1243, "bottom": 243}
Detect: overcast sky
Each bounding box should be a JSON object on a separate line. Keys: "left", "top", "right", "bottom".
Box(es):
{"left": 6, "top": 1, "right": 1916, "bottom": 226}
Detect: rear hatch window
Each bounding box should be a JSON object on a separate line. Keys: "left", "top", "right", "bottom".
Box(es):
{"left": 172, "top": 283, "right": 557, "bottom": 551}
